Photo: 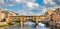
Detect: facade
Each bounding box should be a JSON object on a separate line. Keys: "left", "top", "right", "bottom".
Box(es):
{"left": 45, "top": 8, "right": 60, "bottom": 26}
{"left": 0, "top": 8, "right": 18, "bottom": 22}
{"left": 52, "top": 8, "right": 60, "bottom": 22}
{"left": 45, "top": 10, "right": 54, "bottom": 22}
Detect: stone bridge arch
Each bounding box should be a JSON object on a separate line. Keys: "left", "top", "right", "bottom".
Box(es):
{"left": 6, "top": 16, "right": 47, "bottom": 28}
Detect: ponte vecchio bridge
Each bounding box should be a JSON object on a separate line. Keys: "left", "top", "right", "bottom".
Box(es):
{"left": 6, "top": 16, "right": 48, "bottom": 28}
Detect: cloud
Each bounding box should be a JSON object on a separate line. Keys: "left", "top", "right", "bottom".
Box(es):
{"left": 53, "top": 0, "right": 60, "bottom": 6}
{"left": 42, "top": 7, "right": 47, "bottom": 13}
{"left": 43, "top": 0, "right": 60, "bottom": 6}
{"left": 0, "top": 0, "right": 4, "bottom": 3}
{"left": 43, "top": 0, "right": 60, "bottom": 11}
{"left": 7, "top": 4, "right": 14, "bottom": 6}
{"left": 3, "top": 0, "right": 36, "bottom": 7}
{"left": 8, "top": 0, "right": 48, "bottom": 15}
{"left": 15, "top": 0, "right": 21, "bottom": 3}
{"left": 26, "top": 2, "right": 39, "bottom": 10}
{"left": 16, "top": 10, "right": 42, "bottom": 16}
{"left": 43, "top": 0, "right": 56, "bottom": 5}
{"left": 1, "top": 8, "right": 8, "bottom": 11}
{"left": 26, "top": 2, "right": 34, "bottom": 8}
{"left": 16, "top": 10, "right": 33, "bottom": 15}
{"left": 0, "top": 0, "right": 14, "bottom": 6}
{"left": 15, "top": 0, "right": 35, "bottom": 3}
{"left": 2, "top": 0, "right": 60, "bottom": 16}
{"left": 16, "top": 6, "right": 48, "bottom": 15}
{"left": 0, "top": 0, "right": 4, "bottom": 5}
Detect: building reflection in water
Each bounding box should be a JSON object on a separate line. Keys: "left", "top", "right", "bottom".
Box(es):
{"left": 0, "top": 27, "right": 4, "bottom": 29}
{"left": 0, "top": 22, "right": 51, "bottom": 29}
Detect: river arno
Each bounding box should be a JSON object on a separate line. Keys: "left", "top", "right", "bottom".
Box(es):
{"left": 0, "top": 22, "right": 53, "bottom": 29}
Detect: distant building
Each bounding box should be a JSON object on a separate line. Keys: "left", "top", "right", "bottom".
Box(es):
{"left": 51, "top": 8, "right": 60, "bottom": 22}
{"left": 45, "top": 10, "right": 54, "bottom": 21}
{"left": 45, "top": 8, "right": 60, "bottom": 26}
{"left": 45, "top": 10, "right": 54, "bottom": 16}
{"left": 0, "top": 8, "right": 18, "bottom": 22}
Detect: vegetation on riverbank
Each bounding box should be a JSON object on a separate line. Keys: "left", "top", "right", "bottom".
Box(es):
{"left": 0, "top": 21, "right": 20, "bottom": 27}
{"left": 0, "top": 24, "right": 8, "bottom": 27}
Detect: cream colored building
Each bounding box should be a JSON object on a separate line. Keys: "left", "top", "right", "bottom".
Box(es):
{"left": 0, "top": 8, "right": 18, "bottom": 22}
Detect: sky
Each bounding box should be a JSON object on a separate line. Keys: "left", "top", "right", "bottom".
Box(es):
{"left": 0, "top": 0, "right": 60, "bottom": 16}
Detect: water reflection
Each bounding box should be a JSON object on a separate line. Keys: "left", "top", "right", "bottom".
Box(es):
{"left": 38, "top": 23, "right": 45, "bottom": 27}
{"left": 0, "top": 22, "right": 50, "bottom": 29}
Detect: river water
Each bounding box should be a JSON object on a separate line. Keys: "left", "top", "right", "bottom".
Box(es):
{"left": 0, "top": 22, "right": 51, "bottom": 29}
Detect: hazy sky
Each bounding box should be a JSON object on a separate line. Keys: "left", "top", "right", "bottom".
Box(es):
{"left": 0, "top": 0, "right": 60, "bottom": 15}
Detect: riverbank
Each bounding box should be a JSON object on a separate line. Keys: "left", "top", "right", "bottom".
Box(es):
{"left": 0, "top": 22, "right": 8, "bottom": 27}
{"left": 0, "top": 22, "right": 20, "bottom": 28}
